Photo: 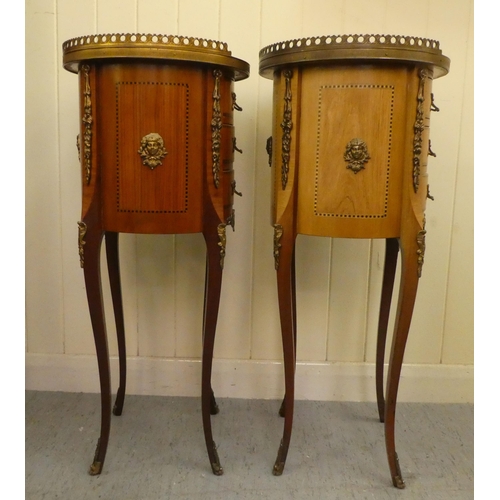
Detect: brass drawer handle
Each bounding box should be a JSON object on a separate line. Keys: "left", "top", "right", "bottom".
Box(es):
{"left": 227, "top": 209, "right": 235, "bottom": 231}
{"left": 266, "top": 136, "right": 273, "bottom": 167}
{"left": 344, "top": 138, "right": 370, "bottom": 174}
{"left": 430, "top": 93, "right": 440, "bottom": 112}
{"left": 233, "top": 137, "right": 243, "bottom": 154}
{"left": 428, "top": 140, "right": 437, "bottom": 158}
{"left": 232, "top": 92, "right": 243, "bottom": 111}
{"left": 231, "top": 180, "right": 242, "bottom": 197}
{"left": 138, "top": 132, "right": 168, "bottom": 170}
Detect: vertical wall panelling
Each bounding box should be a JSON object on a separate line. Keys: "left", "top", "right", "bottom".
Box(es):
{"left": 441, "top": 1, "right": 474, "bottom": 365}
{"left": 295, "top": 1, "right": 345, "bottom": 363}
{"left": 385, "top": 0, "right": 430, "bottom": 35}
{"left": 57, "top": 0, "right": 97, "bottom": 356}
{"left": 25, "top": 0, "right": 474, "bottom": 402}
{"left": 173, "top": 234, "right": 206, "bottom": 359}
{"left": 327, "top": 2, "right": 392, "bottom": 364}
{"left": 328, "top": 240, "right": 372, "bottom": 362}
{"left": 251, "top": 0, "right": 305, "bottom": 362}
{"left": 174, "top": 0, "right": 220, "bottom": 359}
{"left": 178, "top": 0, "right": 219, "bottom": 40}
{"left": 250, "top": 74, "right": 282, "bottom": 360}
{"left": 259, "top": 0, "right": 304, "bottom": 47}
{"left": 293, "top": 236, "right": 331, "bottom": 361}
{"left": 137, "top": 0, "right": 179, "bottom": 33}
{"left": 404, "top": 0, "right": 471, "bottom": 363}
{"left": 26, "top": 0, "right": 64, "bottom": 354}
{"left": 97, "top": 0, "right": 137, "bottom": 33}
{"left": 93, "top": 0, "right": 140, "bottom": 359}
{"left": 364, "top": 0, "right": 430, "bottom": 364}
{"left": 365, "top": 240, "right": 401, "bottom": 363}
{"left": 136, "top": 235, "right": 176, "bottom": 358}
{"left": 216, "top": 0, "right": 261, "bottom": 360}
{"left": 343, "top": 0, "right": 389, "bottom": 33}
{"left": 301, "top": 0, "right": 345, "bottom": 36}
{"left": 365, "top": 240, "right": 387, "bottom": 362}
{"left": 134, "top": 1, "right": 178, "bottom": 359}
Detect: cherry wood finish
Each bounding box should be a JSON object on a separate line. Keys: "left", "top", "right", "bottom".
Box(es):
{"left": 65, "top": 38, "right": 248, "bottom": 476}
{"left": 260, "top": 38, "right": 449, "bottom": 488}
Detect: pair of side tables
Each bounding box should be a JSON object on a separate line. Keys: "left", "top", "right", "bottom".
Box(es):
{"left": 62, "top": 33, "right": 450, "bottom": 488}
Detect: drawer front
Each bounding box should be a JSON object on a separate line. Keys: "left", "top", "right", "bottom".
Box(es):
{"left": 296, "top": 65, "right": 410, "bottom": 239}
{"left": 98, "top": 63, "right": 205, "bottom": 233}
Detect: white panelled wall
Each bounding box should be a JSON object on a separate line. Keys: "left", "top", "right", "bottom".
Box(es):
{"left": 26, "top": 0, "right": 473, "bottom": 402}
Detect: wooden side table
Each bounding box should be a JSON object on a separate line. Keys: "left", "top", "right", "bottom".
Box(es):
{"left": 63, "top": 33, "right": 249, "bottom": 476}
{"left": 259, "top": 34, "right": 450, "bottom": 488}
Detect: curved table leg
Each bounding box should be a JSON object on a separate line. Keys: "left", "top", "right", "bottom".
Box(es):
{"left": 105, "top": 232, "right": 127, "bottom": 417}
{"left": 279, "top": 246, "right": 296, "bottom": 418}
{"left": 201, "top": 225, "right": 225, "bottom": 475}
{"left": 384, "top": 234, "right": 420, "bottom": 489}
{"left": 273, "top": 227, "right": 297, "bottom": 475}
{"left": 376, "top": 238, "right": 399, "bottom": 422}
{"left": 201, "top": 256, "right": 221, "bottom": 417}
{"left": 81, "top": 222, "right": 111, "bottom": 476}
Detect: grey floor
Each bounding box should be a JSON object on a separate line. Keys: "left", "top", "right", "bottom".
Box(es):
{"left": 26, "top": 391, "right": 473, "bottom": 499}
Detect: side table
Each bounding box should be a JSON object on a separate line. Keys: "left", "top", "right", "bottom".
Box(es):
{"left": 259, "top": 34, "right": 450, "bottom": 488}
{"left": 62, "top": 33, "right": 249, "bottom": 476}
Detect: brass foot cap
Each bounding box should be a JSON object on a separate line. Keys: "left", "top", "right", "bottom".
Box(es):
{"left": 393, "top": 475, "right": 405, "bottom": 489}
{"left": 210, "top": 442, "right": 223, "bottom": 475}
{"left": 272, "top": 461, "right": 285, "bottom": 476}
{"left": 211, "top": 462, "right": 224, "bottom": 476}
{"left": 88, "top": 461, "right": 103, "bottom": 476}
{"left": 112, "top": 404, "right": 123, "bottom": 416}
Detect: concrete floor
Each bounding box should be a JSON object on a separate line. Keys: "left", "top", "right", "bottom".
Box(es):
{"left": 25, "top": 391, "right": 473, "bottom": 499}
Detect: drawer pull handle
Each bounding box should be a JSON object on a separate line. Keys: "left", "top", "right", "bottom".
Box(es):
{"left": 227, "top": 210, "right": 235, "bottom": 231}
{"left": 427, "top": 185, "right": 435, "bottom": 201}
{"left": 232, "top": 92, "right": 243, "bottom": 111}
{"left": 430, "top": 93, "right": 440, "bottom": 112}
{"left": 428, "top": 140, "right": 437, "bottom": 158}
{"left": 231, "top": 180, "right": 243, "bottom": 197}
{"left": 344, "top": 138, "right": 370, "bottom": 174}
{"left": 138, "top": 132, "right": 168, "bottom": 170}
{"left": 266, "top": 136, "right": 273, "bottom": 167}
{"left": 233, "top": 137, "right": 243, "bottom": 154}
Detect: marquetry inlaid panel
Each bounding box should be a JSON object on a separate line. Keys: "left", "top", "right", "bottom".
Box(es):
{"left": 99, "top": 63, "right": 205, "bottom": 234}
{"left": 115, "top": 81, "right": 190, "bottom": 214}
{"left": 296, "top": 66, "right": 411, "bottom": 239}
{"left": 314, "top": 84, "right": 395, "bottom": 218}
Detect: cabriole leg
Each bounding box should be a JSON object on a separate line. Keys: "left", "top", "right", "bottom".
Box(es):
{"left": 81, "top": 222, "right": 111, "bottom": 476}
{"left": 273, "top": 226, "right": 297, "bottom": 476}
{"left": 201, "top": 224, "right": 225, "bottom": 475}
{"left": 279, "top": 246, "right": 296, "bottom": 418}
{"left": 105, "top": 231, "right": 127, "bottom": 417}
{"left": 376, "top": 238, "right": 399, "bottom": 422}
{"left": 384, "top": 234, "right": 420, "bottom": 489}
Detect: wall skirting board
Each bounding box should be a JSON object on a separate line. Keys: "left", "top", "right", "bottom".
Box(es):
{"left": 25, "top": 353, "right": 473, "bottom": 403}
